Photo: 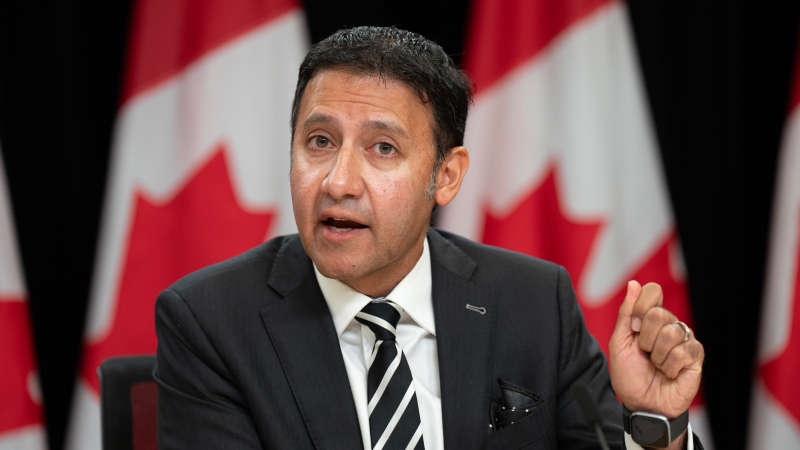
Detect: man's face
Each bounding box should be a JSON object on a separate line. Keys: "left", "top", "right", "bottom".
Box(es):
{"left": 290, "top": 69, "right": 440, "bottom": 298}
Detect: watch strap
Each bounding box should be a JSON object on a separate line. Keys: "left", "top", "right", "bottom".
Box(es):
{"left": 623, "top": 405, "right": 689, "bottom": 445}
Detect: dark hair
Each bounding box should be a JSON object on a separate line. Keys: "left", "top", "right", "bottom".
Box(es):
{"left": 290, "top": 26, "right": 474, "bottom": 170}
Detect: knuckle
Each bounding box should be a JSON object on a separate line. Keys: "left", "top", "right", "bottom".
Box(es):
{"left": 650, "top": 349, "right": 665, "bottom": 368}
{"left": 642, "top": 281, "right": 663, "bottom": 291}
{"left": 667, "top": 323, "right": 684, "bottom": 342}
{"left": 665, "top": 363, "right": 681, "bottom": 379}
{"left": 690, "top": 342, "right": 705, "bottom": 362}
{"left": 641, "top": 282, "right": 664, "bottom": 299}
{"left": 639, "top": 335, "right": 655, "bottom": 352}
{"left": 663, "top": 352, "right": 685, "bottom": 378}
{"left": 643, "top": 307, "right": 670, "bottom": 328}
{"left": 651, "top": 348, "right": 667, "bottom": 366}
{"left": 671, "top": 344, "right": 687, "bottom": 361}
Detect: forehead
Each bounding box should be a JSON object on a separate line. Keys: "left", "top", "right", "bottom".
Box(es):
{"left": 296, "top": 69, "right": 435, "bottom": 135}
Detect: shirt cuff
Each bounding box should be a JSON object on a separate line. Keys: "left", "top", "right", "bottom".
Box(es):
{"left": 624, "top": 422, "right": 694, "bottom": 450}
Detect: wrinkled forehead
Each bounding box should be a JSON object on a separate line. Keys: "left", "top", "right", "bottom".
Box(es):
{"left": 305, "top": 67, "right": 429, "bottom": 106}
{"left": 297, "top": 68, "right": 437, "bottom": 139}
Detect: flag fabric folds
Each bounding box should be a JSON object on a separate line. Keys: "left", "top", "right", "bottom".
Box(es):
{"left": 439, "top": 0, "right": 713, "bottom": 445}
{"left": 0, "top": 147, "right": 46, "bottom": 450}
{"left": 748, "top": 27, "right": 800, "bottom": 450}
{"left": 65, "top": 1, "right": 308, "bottom": 448}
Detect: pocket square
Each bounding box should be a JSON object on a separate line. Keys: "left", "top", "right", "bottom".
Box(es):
{"left": 489, "top": 379, "right": 542, "bottom": 433}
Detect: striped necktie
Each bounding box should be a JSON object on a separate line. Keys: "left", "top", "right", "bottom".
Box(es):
{"left": 356, "top": 300, "right": 425, "bottom": 450}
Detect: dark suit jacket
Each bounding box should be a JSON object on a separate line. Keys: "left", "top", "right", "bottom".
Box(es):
{"left": 155, "top": 228, "right": 692, "bottom": 449}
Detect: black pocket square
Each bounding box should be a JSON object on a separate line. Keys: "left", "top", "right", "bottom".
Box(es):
{"left": 489, "top": 379, "right": 542, "bottom": 433}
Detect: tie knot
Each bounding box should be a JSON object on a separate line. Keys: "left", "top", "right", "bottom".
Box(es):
{"left": 356, "top": 300, "right": 402, "bottom": 341}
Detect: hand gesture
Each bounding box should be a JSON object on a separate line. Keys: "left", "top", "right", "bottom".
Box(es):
{"left": 609, "top": 280, "right": 704, "bottom": 420}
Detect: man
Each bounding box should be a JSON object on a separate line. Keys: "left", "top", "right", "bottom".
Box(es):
{"left": 155, "top": 26, "right": 705, "bottom": 449}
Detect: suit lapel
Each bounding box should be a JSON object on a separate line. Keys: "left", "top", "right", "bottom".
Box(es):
{"left": 429, "top": 230, "right": 497, "bottom": 450}
{"left": 260, "top": 236, "right": 363, "bottom": 450}
{"left": 259, "top": 232, "right": 497, "bottom": 449}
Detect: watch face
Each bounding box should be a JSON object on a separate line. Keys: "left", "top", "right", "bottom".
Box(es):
{"left": 631, "top": 414, "right": 670, "bottom": 448}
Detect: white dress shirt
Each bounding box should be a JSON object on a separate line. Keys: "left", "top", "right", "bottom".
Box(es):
{"left": 315, "top": 237, "right": 692, "bottom": 450}
{"left": 315, "top": 238, "right": 443, "bottom": 450}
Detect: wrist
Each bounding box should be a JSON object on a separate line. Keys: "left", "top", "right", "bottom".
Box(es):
{"left": 649, "top": 430, "right": 687, "bottom": 450}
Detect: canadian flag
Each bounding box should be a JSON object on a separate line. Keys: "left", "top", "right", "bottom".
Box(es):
{"left": 65, "top": 0, "right": 308, "bottom": 448}
{"left": 748, "top": 28, "right": 800, "bottom": 449}
{"left": 439, "top": 0, "right": 713, "bottom": 445}
{"left": 0, "top": 147, "right": 46, "bottom": 449}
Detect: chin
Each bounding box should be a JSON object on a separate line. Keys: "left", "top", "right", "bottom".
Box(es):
{"left": 312, "top": 258, "right": 361, "bottom": 281}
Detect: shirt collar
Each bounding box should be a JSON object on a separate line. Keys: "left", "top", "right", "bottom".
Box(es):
{"left": 314, "top": 237, "right": 435, "bottom": 337}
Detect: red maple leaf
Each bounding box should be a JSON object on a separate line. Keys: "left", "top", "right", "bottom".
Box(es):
{"left": 761, "top": 210, "right": 800, "bottom": 425}
{"left": 482, "top": 163, "right": 703, "bottom": 407}
{"left": 0, "top": 297, "right": 43, "bottom": 434}
{"left": 482, "top": 164, "right": 604, "bottom": 285}
{"left": 80, "top": 147, "right": 274, "bottom": 395}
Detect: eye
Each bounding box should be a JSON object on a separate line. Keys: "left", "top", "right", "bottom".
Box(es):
{"left": 374, "top": 142, "right": 396, "bottom": 156}
{"left": 311, "top": 136, "right": 330, "bottom": 148}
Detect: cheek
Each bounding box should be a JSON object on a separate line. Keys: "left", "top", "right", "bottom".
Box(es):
{"left": 290, "top": 167, "right": 318, "bottom": 213}
{"left": 291, "top": 155, "right": 320, "bottom": 189}
{"left": 371, "top": 175, "right": 429, "bottom": 217}
{"left": 368, "top": 174, "right": 406, "bottom": 203}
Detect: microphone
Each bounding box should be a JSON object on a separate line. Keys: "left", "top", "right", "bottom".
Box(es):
{"left": 571, "top": 382, "right": 611, "bottom": 450}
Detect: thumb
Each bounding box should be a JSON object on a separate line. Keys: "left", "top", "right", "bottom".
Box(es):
{"left": 614, "top": 280, "right": 641, "bottom": 337}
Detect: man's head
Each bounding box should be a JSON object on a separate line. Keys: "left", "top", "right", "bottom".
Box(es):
{"left": 289, "top": 26, "right": 472, "bottom": 297}
{"left": 290, "top": 26, "right": 473, "bottom": 173}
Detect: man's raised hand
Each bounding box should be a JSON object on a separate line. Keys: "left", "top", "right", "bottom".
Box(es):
{"left": 609, "top": 280, "right": 704, "bottom": 420}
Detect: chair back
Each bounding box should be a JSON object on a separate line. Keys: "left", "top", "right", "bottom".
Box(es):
{"left": 98, "top": 355, "right": 158, "bottom": 450}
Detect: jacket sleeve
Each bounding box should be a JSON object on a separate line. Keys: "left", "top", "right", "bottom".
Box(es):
{"left": 552, "top": 267, "right": 706, "bottom": 450}
{"left": 553, "top": 265, "right": 626, "bottom": 449}
{"left": 154, "top": 288, "right": 264, "bottom": 449}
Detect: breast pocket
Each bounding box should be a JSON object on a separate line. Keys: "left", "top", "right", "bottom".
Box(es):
{"left": 485, "top": 398, "right": 556, "bottom": 450}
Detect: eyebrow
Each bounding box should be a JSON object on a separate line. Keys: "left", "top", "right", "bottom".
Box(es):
{"left": 303, "top": 112, "right": 339, "bottom": 129}
{"left": 301, "top": 112, "right": 409, "bottom": 139}
{"left": 361, "top": 119, "right": 409, "bottom": 139}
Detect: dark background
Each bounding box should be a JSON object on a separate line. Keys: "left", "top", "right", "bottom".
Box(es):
{"left": 1, "top": 1, "right": 799, "bottom": 449}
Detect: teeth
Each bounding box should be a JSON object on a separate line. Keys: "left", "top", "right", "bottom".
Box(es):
{"left": 327, "top": 219, "right": 351, "bottom": 232}
{"left": 324, "top": 217, "right": 364, "bottom": 231}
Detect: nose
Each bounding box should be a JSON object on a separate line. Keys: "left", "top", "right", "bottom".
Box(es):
{"left": 321, "top": 146, "right": 364, "bottom": 200}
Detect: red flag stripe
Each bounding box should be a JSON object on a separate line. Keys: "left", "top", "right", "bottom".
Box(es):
{"left": 791, "top": 30, "right": 800, "bottom": 112}
{"left": 0, "top": 298, "right": 43, "bottom": 434}
{"left": 749, "top": 28, "right": 800, "bottom": 446}
{"left": 464, "top": 0, "right": 611, "bottom": 95}
{"left": 80, "top": 148, "right": 274, "bottom": 395}
{"left": 121, "top": 0, "right": 298, "bottom": 104}
{"left": 760, "top": 208, "right": 800, "bottom": 426}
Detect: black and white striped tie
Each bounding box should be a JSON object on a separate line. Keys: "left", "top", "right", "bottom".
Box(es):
{"left": 356, "top": 300, "right": 425, "bottom": 450}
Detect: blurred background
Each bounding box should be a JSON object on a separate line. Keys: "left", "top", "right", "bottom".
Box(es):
{"left": 1, "top": 1, "right": 799, "bottom": 449}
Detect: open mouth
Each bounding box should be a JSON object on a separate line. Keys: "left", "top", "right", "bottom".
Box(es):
{"left": 322, "top": 217, "right": 368, "bottom": 231}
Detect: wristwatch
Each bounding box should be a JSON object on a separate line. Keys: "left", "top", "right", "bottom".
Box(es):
{"left": 623, "top": 406, "right": 689, "bottom": 448}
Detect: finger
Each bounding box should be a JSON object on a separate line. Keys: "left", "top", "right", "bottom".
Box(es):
{"left": 631, "top": 282, "right": 664, "bottom": 333}
{"left": 660, "top": 339, "right": 705, "bottom": 380}
{"left": 650, "top": 322, "right": 694, "bottom": 369}
{"left": 615, "top": 280, "right": 642, "bottom": 332}
{"left": 610, "top": 281, "right": 642, "bottom": 358}
{"left": 638, "top": 306, "right": 678, "bottom": 353}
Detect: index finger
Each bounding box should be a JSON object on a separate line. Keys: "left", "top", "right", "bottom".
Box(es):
{"left": 631, "top": 282, "right": 664, "bottom": 332}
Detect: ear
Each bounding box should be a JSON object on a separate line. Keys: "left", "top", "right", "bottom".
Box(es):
{"left": 434, "top": 146, "right": 469, "bottom": 207}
